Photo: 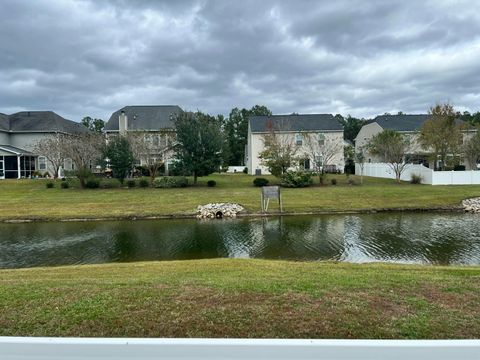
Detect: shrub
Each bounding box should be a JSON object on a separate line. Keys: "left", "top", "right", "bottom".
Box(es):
{"left": 243, "top": 167, "right": 248, "bottom": 174}
{"left": 454, "top": 165, "right": 466, "bottom": 171}
{"left": 46, "top": 182, "right": 54, "bottom": 189}
{"left": 331, "top": 178, "right": 337, "bottom": 186}
{"left": 138, "top": 178, "right": 150, "bottom": 188}
{"left": 280, "top": 171, "right": 313, "bottom": 188}
{"left": 153, "top": 176, "right": 189, "bottom": 188}
{"left": 85, "top": 178, "right": 100, "bottom": 189}
{"left": 410, "top": 173, "right": 423, "bottom": 184}
{"left": 126, "top": 179, "right": 136, "bottom": 188}
{"left": 101, "top": 178, "right": 121, "bottom": 189}
{"left": 60, "top": 181, "right": 70, "bottom": 189}
{"left": 207, "top": 180, "right": 216, "bottom": 187}
{"left": 347, "top": 177, "right": 358, "bottom": 186}
{"left": 253, "top": 177, "right": 269, "bottom": 187}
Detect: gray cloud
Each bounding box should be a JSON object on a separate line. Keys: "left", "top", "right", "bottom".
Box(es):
{"left": 1, "top": 0, "right": 479, "bottom": 121}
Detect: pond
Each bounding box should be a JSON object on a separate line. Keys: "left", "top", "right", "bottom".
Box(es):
{"left": 1, "top": 213, "right": 480, "bottom": 269}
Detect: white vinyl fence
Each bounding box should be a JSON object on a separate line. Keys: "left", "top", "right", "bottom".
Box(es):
{"left": 1, "top": 338, "right": 479, "bottom": 360}
{"left": 356, "top": 163, "right": 480, "bottom": 185}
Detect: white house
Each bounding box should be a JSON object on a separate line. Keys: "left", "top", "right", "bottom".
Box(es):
{"left": 105, "top": 105, "right": 183, "bottom": 174}
{"left": 246, "top": 114, "right": 345, "bottom": 175}
{"left": 355, "top": 114, "right": 476, "bottom": 169}
{"left": 0, "top": 111, "right": 88, "bottom": 179}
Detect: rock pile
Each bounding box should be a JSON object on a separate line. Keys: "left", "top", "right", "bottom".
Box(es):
{"left": 462, "top": 198, "right": 480, "bottom": 213}
{"left": 196, "top": 203, "right": 244, "bottom": 219}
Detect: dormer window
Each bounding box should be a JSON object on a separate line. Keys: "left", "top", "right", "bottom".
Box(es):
{"left": 295, "top": 133, "right": 303, "bottom": 146}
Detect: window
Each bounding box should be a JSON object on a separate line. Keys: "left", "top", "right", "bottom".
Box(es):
{"left": 38, "top": 156, "right": 47, "bottom": 171}
{"left": 295, "top": 133, "right": 303, "bottom": 146}
{"left": 64, "top": 158, "right": 74, "bottom": 171}
{"left": 317, "top": 133, "right": 325, "bottom": 146}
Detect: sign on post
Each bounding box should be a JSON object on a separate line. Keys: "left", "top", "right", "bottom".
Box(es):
{"left": 261, "top": 186, "right": 282, "bottom": 213}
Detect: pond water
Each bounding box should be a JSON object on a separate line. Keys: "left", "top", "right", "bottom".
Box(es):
{"left": 1, "top": 213, "right": 480, "bottom": 269}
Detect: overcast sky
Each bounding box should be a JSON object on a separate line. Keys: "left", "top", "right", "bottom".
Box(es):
{"left": 1, "top": 0, "right": 479, "bottom": 122}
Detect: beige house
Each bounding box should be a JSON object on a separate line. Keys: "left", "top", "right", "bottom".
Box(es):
{"left": 247, "top": 114, "right": 345, "bottom": 175}
{"left": 0, "top": 111, "right": 87, "bottom": 179}
{"left": 355, "top": 114, "right": 476, "bottom": 169}
{"left": 105, "top": 105, "right": 183, "bottom": 174}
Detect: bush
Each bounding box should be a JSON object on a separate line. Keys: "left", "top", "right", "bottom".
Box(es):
{"left": 280, "top": 171, "right": 313, "bottom": 188}
{"left": 46, "top": 182, "right": 54, "bottom": 189}
{"left": 253, "top": 177, "right": 269, "bottom": 187}
{"left": 60, "top": 181, "right": 70, "bottom": 189}
{"left": 347, "top": 177, "right": 358, "bottom": 186}
{"left": 331, "top": 178, "right": 337, "bottom": 186}
{"left": 138, "top": 178, "right": 150, "bottom": 188}
{"left": 101, "top": 178, "right": 121, "bottom": 189}
{"left": 207, "top": 180, "right": 216, "bottom": 187}
{"left": 410, "top": 173, "right": 423, "bottom": 184}
{"left": 243, "top": 167, "right": 248, "bottom": 174}
{"left": 126, "top": 179, "right": 136, "bottom": 188}
{"left": 454, "top": 165, "right": 466, "bottom": 171}
{"left": 153, "top": 176, "right": 189, "bottom": 188}
{"left": 85, "top": 178, "right": 100, "bottom": 189}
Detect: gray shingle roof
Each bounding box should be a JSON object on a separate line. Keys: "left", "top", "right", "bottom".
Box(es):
{"left": 0, "top": 111, "right": 88, "bottom": 134}
{"left": 0, "top": 144, "right": 35, "bottom": 156}
{"left": 249, "top": 114, "right": 343, "bottom": 133}
{"left": 0, "top": 113, "right": 9, "bottom": 131}
{"left": 373, "top": 114, "right": 431, "bottom": 131}
{"left": 105, "top": 105, "right": 184, "bottom": 131}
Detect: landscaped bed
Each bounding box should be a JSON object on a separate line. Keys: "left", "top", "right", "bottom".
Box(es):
{"left": 0, "top": 174, "right": 479, "bottom": 221}
{"left": 0, "top": 259, "right": 479, "bottom": 338}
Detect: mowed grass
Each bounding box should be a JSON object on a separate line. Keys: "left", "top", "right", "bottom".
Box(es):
{"left": 0, "top": 174, "right": 479, "bottom": 220}
{"left": 0, "top": 259, "right": 479, "bottom": 338}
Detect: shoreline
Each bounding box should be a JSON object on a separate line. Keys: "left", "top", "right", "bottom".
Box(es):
{"left": 1, "top": 205, "right": 464, "bottom": 224}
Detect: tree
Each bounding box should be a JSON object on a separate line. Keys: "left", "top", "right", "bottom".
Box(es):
{"left": 337, "top": 115, "right": 369, "bottom": 143}
{"left": 259, "top": 120, "right": 297, "bottom": 177}
{"left": 81, "top": 116, "right": 105, "bottom": 133}
{"left": 172, "top": 111, "right": 223, "bottom": 185}
{"left": 355, "top": 147, "right": 366, "bottom": 184}
{"left": 128, "top": 131, "right": 174, "bottom": 185}
{"left": 224, "top": 105, "right": 271, "bottom": 166}
{"left": 33, "top": 134, "right": 69, "bottom": 178}
{"left": 367, "top": 129, "right": 409, "bottom": 183}
{"left": 464, "top": 129, "right": 480, "bottom": 170}
{"left": 303, "top": 132, "right": 343, "bottom": 184}
{"left": 420, "top": 104, "right": 464, "bottom": 170}
{"left": 63, "top": 133, "right": 103, "bottom": 188}
{"left": 103, "top": 136, "right": 134, "bottom": 184}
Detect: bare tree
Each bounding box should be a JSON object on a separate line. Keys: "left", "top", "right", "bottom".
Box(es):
{"left": 63, "top": 133, "right": 103, "bottom": 188}
{"left": 368, "top": 129, "right": 410, "bottom": 183}
{"left": 127, "top": 131, "right": 174, "bottom": 184}
{"left": 355, "top": 146, "right": 366, "bottom": 184}
{"left": 303, "top": 133, "right": 343, "bottom": 184}
{"left": 33, "top": 134, "right": 69, "bottom": 178}
{"left": 259, "top": 120, "right": 298, "bottom": 177}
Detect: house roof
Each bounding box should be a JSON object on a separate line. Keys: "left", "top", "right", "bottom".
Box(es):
{"left": 0, "top": 111, "right": 88, "bottom": 134}
{"left": 373, "top": 114, "right": 431, "bottom": 131}
{"left": 0, "top": 144, "right": 35, "bottom": 156}
{"left": 105, "top": 105, "right": 184, "bottom": 131}
{"left": 249, "top": 114, "right": 343, "bottom": 133}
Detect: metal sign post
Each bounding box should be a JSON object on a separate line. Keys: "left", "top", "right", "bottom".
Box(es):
{"left": 261, "top": 186, "right": 282, "bottom": 213}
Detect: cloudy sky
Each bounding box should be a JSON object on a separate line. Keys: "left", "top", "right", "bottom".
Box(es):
{"left": 1, "top": 0, "right": 479, "bottom": 122}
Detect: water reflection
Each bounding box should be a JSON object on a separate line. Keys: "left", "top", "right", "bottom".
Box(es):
{"left": 0, "top": 213, "right": 479, "bottom": 269}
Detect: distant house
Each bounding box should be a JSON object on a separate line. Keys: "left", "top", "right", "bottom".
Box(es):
{"left": 105, "top": 105, "right": 183, "bottom": 174}
{"left": 0, "top": 111, "right": 87, "bottom": 179}
{"left": 354, "top": 114, "right": 475, "bottom": 169}
{"left": 246, "top": 114, "right": 345, "bottom": 175}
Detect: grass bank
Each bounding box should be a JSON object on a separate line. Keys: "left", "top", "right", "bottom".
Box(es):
{"left": 0, "top": 259, "right": 479, "bottom": 338}
{"left": 0, "top": 174, "right": 479, "bottom": 221}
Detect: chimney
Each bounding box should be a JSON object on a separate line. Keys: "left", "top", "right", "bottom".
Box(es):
{"left": 119, "top": 110, "right": 128, "bottom": 135}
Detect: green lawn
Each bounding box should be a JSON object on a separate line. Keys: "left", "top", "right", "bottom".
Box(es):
{"left": 0, "top": 259, "right": 479, "bottom": 338}
{"left": 0, "top": 173, "right": 479, "bottom": 221}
